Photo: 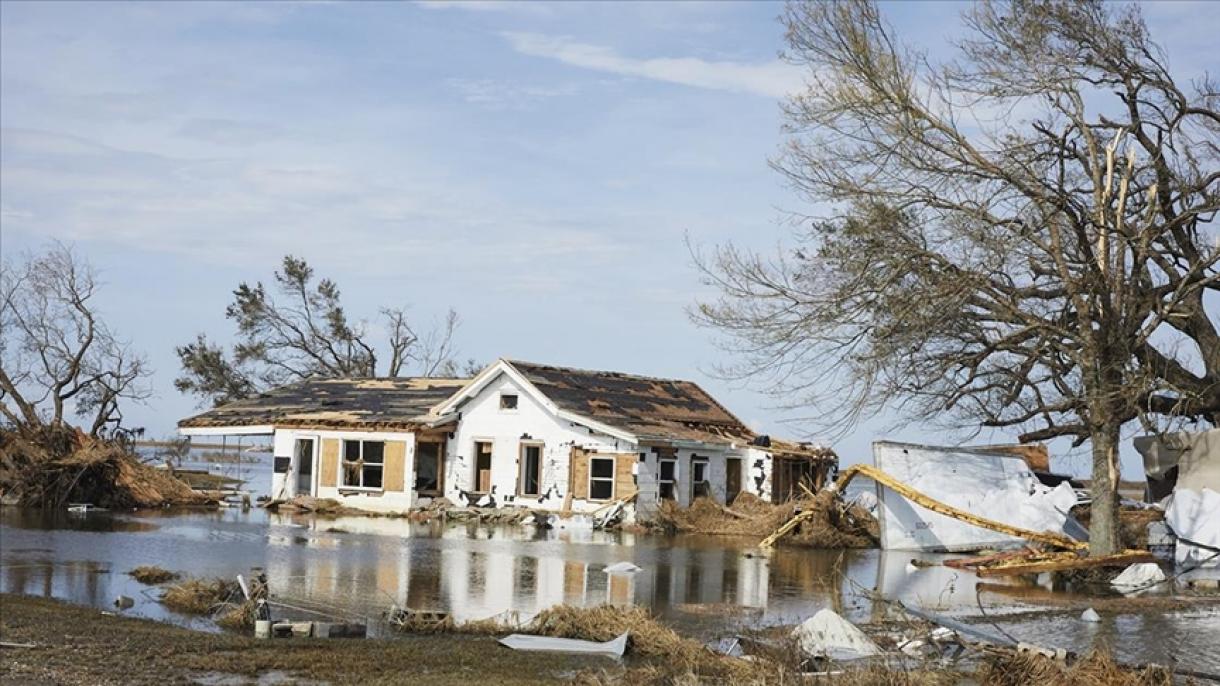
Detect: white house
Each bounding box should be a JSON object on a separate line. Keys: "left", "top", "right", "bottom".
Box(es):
{"left": 177, "top": 359, "right": 836, "bottom": 515}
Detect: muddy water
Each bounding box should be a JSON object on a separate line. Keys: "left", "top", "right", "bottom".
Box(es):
{"left": 2, "top": 507, "right": 1217, "bottom": 673}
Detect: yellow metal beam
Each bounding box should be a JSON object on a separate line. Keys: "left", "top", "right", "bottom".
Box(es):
{"left": 759, "top": 463, "right": 1087, "bottom": 551}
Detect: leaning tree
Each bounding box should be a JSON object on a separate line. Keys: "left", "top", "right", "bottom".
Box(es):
{"left": 0, "top": 243, "right": 151, "bottom": 439}
{"left": 176, "top": 255, "right": 467, "bottom": 407}
{"left": 694, "top": 0, "right": 1218, "bottom": 555}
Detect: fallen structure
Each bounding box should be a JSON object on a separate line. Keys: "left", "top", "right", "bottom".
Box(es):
{"left": 1134, "top": 428, "right": 1220, "bottom": 570}
{"left": 867, "top": 442, "right": 1082, "bottom": 552}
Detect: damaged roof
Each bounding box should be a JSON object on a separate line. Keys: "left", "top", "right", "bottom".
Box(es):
{"left": 504, "top": 360, "right": 754, "bottom": 446}
{"left": 178, "top": 377, "right": 468, "bottom": 431}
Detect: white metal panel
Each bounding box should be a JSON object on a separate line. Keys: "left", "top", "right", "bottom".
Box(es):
{"left": 873, "top": 441, "right": 1077, "bottom": 552}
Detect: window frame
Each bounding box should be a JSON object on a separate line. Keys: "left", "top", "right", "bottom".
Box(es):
{"left": 588, "top": 456, "right": 616, "bottom": 502}
{"left": 340, "top": 439, "right": 385, "bottom": 491}
{"left": 499, "top": 393, "right": 519, "bottom": 412}
{"left": 518, "top": 441, "right": 545, "bottom": 497}
{"left": 690, "top": 456, "right": 710, "bottom": 501}
{"left": 658, "top": 458, "right": 678, "bottom": 500}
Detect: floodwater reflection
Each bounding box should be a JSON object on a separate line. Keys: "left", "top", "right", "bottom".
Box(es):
{"left": 2, "top": 507, "right": 1217, "bottom": 672}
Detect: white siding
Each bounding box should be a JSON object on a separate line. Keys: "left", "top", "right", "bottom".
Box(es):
{"left": 447, "top": 372, "right": 633, "bottom": 512}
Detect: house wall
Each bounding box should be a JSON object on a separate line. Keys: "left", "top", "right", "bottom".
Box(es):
{"left": 271, "top": 427, "right": 418, "bottom": 513}
{"left": 446, "top": 372, "right": 636, "bottom": 512}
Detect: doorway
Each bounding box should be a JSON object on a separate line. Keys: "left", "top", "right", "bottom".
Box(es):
{"left": 725, "top": 457, "right": 742, "bottom": 503}
{"left": 295, "top": 438, "right": 316, "bottom": 496}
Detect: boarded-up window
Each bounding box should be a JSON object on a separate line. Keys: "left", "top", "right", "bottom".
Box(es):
{"left": 589, "top": 457, "right": 615, "bottom": 500}
{"left": 614, "top": 454, "right": 637, "bottom": 499}
{"left": 342, "top": 440, "right": 384, "bottom": 489}
{"left": 570, "top": 447, "right": 589, "bottom": 500}
{"left": 383, "top": 441, "right": 406, "bottom": 492}
{"left": 519, "top": 443, "right": 543, "bottom": 496}
{"left": 319, "top": 439, "right": 339, "bottom": 488}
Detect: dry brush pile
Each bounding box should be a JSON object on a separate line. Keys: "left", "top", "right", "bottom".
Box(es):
{"left": 654, "top": 491, "right": 878, "bottom": 548}
{"left": 0, "top": 426, "right": 205, "bottom": 509}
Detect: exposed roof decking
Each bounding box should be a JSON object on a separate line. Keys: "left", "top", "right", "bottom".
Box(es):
{"left": 178, "top": 377, "right": 469, "bottom": 431}
{"left": 505, "top": 360, "right": 752, "bottom": 446}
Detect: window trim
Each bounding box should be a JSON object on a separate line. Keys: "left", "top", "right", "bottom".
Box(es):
{"left": 499, "top": 392, "right": 519, "bottom": 412}
{"left": 518, "top": 441, "right": 545, "bottom": 497}
{"left": 690, "top": 456, "right": 710, "bottom": 501}
{"left": 658, "top": 457, "right": 678, "bottom": 500}
{"left": 588, "top": 455, "right": 616, "bottom": 502}
{"left": 340, "top": 439, "right": 386, "bottom": 492}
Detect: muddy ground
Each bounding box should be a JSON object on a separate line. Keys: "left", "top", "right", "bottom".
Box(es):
{"left": 0, "top": 594, "right": 604, "bottom": 686}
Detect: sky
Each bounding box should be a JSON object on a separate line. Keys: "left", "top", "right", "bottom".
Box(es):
{"left": 2, "top": 1, "right": 1216, "bottom": 477}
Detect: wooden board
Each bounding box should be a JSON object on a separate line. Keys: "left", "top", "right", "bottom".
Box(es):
{"left": 570, "top": 447, "right": 589, "bottom": 500}
{"left": 383, "top": 440, "right": 407, "bottom": 492}
{"left": 614, "top": 453, "right": 637, "bottom": 499}
{"left": 319, "top": 439, "right": 339, "bottom": 488}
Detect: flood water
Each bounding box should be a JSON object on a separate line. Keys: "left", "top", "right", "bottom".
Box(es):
{"left": 3, "top": 504, "right": 1218, "bottom": 674}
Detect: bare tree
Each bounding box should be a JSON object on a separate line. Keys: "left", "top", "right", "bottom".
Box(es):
{"left": 0, "top": 243, "right": 151, "bottom": 437}
{"left": 176, "top": 255, "right": 464, "bottom": 406}
{"left": 693, "top": 0, "right": 1219, "bottom": 555}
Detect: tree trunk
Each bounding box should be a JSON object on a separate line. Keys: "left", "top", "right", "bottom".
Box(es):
{"left": 1088, "top": 423, "right": 1122, "bottom": 556}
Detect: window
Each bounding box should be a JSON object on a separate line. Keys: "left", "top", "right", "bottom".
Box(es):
{"left": 589, "top": 456, "right": 615, "bottom": 500}
{"left": 691, "top": 457, "right": 710, "bottom": 500}
{"left": 519, "top": 443, "right": 543, "bottom": 496}
{"left": 414, "top": 440, "right": 443, "bottom": 493}
{"left": 342, "top": 440, "right": 384, "bottom": 489}
{"left": 499, "top": 393, "right": 518, "bottom": 411}
{"left": 473, "top": 441, "right": 493, "bottom": 492}
{"left": 658, "top": 459, "right": 677, "bottom": 500}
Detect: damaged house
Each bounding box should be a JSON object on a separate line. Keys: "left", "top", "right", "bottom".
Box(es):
{"left": 177, "top": 359, "right": 835, "bottom": 515}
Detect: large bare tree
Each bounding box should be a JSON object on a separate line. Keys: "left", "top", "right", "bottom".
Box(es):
{"left": 694, "top": 0, "right": 1219, "bottom": 555}
{"left": 0, "top": 243, "right": 151, "bottom": 437}
{"left": 176, "top": 255, "right": 465, "bottom": 406}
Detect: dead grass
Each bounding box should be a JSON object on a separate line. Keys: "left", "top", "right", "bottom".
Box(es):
{"left": 979, "top": 649, "right": 1173, "bottom": 686}
{"left": 655, "top": 491, "right": 877, "bottom": 549}
{"left": 127, "top": 565, "right": 180, "bottom": 585}
{"left": 160, "top": 578, "right": 240, "bottom": 615}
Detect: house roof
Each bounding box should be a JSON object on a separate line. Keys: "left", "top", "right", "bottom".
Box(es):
{"left": 177, "top": 377, "right": 469, "bottom": 431}
{"left": 503, "top": 360, "right": 754, "bottom": 446}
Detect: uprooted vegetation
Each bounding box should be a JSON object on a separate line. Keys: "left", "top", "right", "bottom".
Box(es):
{"left": 979, "top": 649, "right": 1173, "bottom": 686}
{"left": 128, "top": 565, "right": 181, "bottom": 585}
{"left": 160, "top": 578, "right": 241, "bottom": 615}
{"left": 654, "top": 491, "right": 878, "bottom": 548}
{"left": 0, "top": 426, "right": 206, "bottom": 509}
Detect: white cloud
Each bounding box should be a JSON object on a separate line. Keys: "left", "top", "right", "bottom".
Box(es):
{"left": 502, "top": 32, "right": 802, "bottom": 99}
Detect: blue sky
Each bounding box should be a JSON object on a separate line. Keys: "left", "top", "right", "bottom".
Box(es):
{"left": 2, "top": 1, "right": 1215, "bottom": 476}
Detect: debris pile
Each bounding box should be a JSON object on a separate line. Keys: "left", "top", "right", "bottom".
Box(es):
{"left": 128, "top": 566, "right": 181, "bottom": 585}
{"left": 0, "top": 427, "right": 205, "bottom": 509}
{"left": 654, "top": 491, "right": 877, "bottom": 548}
{"left": 160, "top": 578, "right": 241, "bottom": 615}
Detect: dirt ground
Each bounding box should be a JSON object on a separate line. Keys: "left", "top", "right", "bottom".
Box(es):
{"left": 0, "top": 594, "right": 606, "bottom": 686}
